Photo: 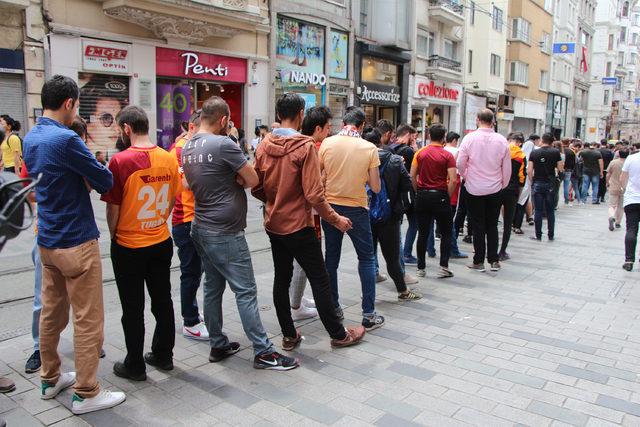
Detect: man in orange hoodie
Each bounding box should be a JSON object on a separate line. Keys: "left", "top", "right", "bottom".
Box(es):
{"left": 252, "top": 94, "right": 365, "bottom": 350}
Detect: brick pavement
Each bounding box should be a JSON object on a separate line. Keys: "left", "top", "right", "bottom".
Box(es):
{"left": 1, "top": 201, "right": 639, "bottom": 426}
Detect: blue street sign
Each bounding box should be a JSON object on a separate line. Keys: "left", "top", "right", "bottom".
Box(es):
{"left": 635, "top": 97, "right": 640, "bottom": 105}
{"left": 552, "top": 43, "right": 576, "bottom": 54}
{"left": 602, "top": 77, "right": 618, "bottom": 85}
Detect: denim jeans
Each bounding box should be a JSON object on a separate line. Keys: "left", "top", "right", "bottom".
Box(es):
{"left": 532, "top": 181, "right": 556, "bottom": 239}
{"left": 191, "top": 224, "right": 274, "bottom": 356}
{"left": 562, "top": 170, "right": 582, "bottom": 203}
{"left": 403, "top": 209, "right": 418, "bottom": 258}
{"left": 581, "top": 173, "right": 600, "bottom": 203}
{"left": 32, "top": 240, "right": 42, "bottom": 351}
{"left": 173, "top": 221, "right": 203, "bottom": 327}
{"left": 322, "top": 205, "right": 376, "bottom": 317}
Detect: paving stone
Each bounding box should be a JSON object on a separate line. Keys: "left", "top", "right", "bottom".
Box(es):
{"left": 584, "top": 363, "right": 639, "bottom": 382}
{"left": 388, "top": 361, "right": 436, "bottom": 382}
{"left": 210, "top": 385, "right": 260, "bottom": 409}
{"left": 564, "top": 398, "right": 625, "bottom": 424}
{"left": 289, "top": 397, "right": 344, "bottom": 424}
{"left": 511, "top": 331, "right": 598, "bottom": 355}
{"left": 453, "top": 407, "right": 514, "bottom": 427}
{"left": 328, "top": 396, "right": 384, "bottom": 423}
{"left": 596, "top": 394, "right": 640, "bottom": 417}
{"left": 527, "top": 401, "right": 590, "bottom": 426}
{"left": 476, "top": 387, "right": 532, "bottom": 409}
{"left": 556, "top": 364, "right": 609, "bottom": 384}
{"left": 366, "top": 394, "right": 422, "bottom": 421}
{"left": 430, "top": 335, "right": 475, "bottom": 350}
{"left": 495, "top": 369, "right": 547, "bottom": 389}
{"left": 35, "top": 406, "right": 73, "bottom": 425}
{"left": 492, "top": 403, "right": 554, "bottom": 426}
{"left": 374, "top": 413, "right": 422, "bottom": 427}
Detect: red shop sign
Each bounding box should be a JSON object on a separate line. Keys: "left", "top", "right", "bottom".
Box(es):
{"left": 156, "top": 47, "right": 247, "bottom": 83}
{"left": 417, "top": 80, "right": 460, "bottom": 101}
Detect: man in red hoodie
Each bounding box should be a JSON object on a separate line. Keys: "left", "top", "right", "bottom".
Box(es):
{"left": 252, "top": 94, "right": 365, "bottom": 350}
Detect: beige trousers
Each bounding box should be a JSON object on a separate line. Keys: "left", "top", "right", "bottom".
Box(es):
{"left": 38, "top": 239, "right": 103, "bottom": 398}
{"left": 608, "top": 191, "right": 624, "bottom": 224}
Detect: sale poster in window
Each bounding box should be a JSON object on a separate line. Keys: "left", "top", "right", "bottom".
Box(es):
{"left": 156, "top": 80, "right": 192, "bottom": 149}
{"left": 329, "top": 30, "right": 348, "bottom": 79}
{"left": 276, "top": 16, "right": 324, "bottom": 76}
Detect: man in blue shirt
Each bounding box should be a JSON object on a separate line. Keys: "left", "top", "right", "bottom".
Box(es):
{"left": 22, "top": 75, "right": 125, "bottom": 415}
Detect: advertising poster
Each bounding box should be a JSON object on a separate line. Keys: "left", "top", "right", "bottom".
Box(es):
{"left": 156, "top": 81, "right": 192, "bottom": 149}
{"left": 329, "top": 30, "right": 348, "bottom": 79}
{"left": 78, "top": 73, "right": 130, "bottom": 151}
{"left": 276, "top": 16, "right": 325, "bottom": 75}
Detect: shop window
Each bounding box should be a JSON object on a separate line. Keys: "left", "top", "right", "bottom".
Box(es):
{"left": 78, "top": 73, "right": 129, "bottom": 151}
{"left": 361, "top": 56, "right": 398, "bottom": 86}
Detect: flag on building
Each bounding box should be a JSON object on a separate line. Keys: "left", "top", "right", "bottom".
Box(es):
{"left": 580, "top": 46, "right": 589, "bottom": 73}
{"left": 552, "top": 42, "right": 576, "bottom": 54}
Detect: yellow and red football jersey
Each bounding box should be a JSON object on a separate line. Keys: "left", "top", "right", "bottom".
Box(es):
{"left": 101, "top": 146, "right": 181, "bottom": 248}
{"left": 168, "top": 138, "right": 195, "bottom": 226}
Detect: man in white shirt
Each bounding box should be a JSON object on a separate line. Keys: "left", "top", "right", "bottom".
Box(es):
{"left": 621, "top": 151, "right": 640, "bottom": 271}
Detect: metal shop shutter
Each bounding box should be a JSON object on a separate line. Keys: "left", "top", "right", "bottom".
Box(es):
{"left": 0, "top": 74, "right": 26, "bottom": 137}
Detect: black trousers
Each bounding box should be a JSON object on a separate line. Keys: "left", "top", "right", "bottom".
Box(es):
{"left": 416, "top": 189, "right": 452, "bottom": 269}
{"left": 625, "top": 204, "right": 640, "bottom": 263}
{"left": 454, "top": 184, "right": 472, "bottom": 236}
{"left": 467, "top": 191, "right": 502, "bottom": 265}
{"left": 499, "top": 189, "right": 518, "bottom": 254}
{"left": 267, "top": 228, "right": 346, "bottom": 340}
{"left": 372, "top": 219, "right": 406, "bottom": 293}
{"left": 598, "top": 171, "right": 608, "bottom": 201}
{"left": 513, "top": 196, "right": 529, "bottom": 229}
{"left": 111, "top": 238, "right": 175, "bottom": 374}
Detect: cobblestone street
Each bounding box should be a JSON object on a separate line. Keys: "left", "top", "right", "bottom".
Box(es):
{"left": 1, "top": 198, "right": 639, "bottom": 426}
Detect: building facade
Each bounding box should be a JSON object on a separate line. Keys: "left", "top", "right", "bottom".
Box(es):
{"left": 586, "top": 0, "right": 622, "bottom": 142}
{"left": 571, "top": 0, "right": 597, "bottom": 140}
{"left": 463, "top": 0, "right": 509, "bottom": 135}
{"left": 0, "top": 0, "right": 46, "bottom": 133}
{"left": 505, "top": 0, "right": 553, "bottom": 136}
{"left": 44, "top": 0, "right": 270, "bottom": 153}
{"left": 409, "top": 0, "right": 464, "bottom": 136}
{"left": 269, "top": 0, "right": 354, "bottom": 130}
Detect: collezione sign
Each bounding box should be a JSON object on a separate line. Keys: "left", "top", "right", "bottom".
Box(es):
{"left": 417, "top": 81, "right": 460, "bottom": 101}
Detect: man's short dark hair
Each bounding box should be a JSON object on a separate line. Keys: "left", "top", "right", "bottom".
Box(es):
{"left": 343, "top": 106, "right": 366, "bottom": 127}
{"left": 201, "top": 96, "right": 230, "bottom": 126}
{"left": 276, "top": 93, "right": 305, "bottom": 121}
{"left": 529, "top": 134, "right": 540, "bottom": 141}
{"left": 429, "top": 124, "right": 446, "bottom": 142}
{"left": 41, "top": 75, "right": 79, "bottom": 111}
{"left": 396, "top": 124, "right": 417, "bottom": 138}
{"left": 376, "top": 119, "right": 394, "bottom": 135}
{"left": 633, "top": 142, "right": 640, "bottom": 149}
{"left": 620, "top": 150, "right": 630, "bottom": 159}
{"left": 583, "top": 142, "right": 591, "bottom": 148}
{"left": 69, "top": 116, "right": 87, "bottom": 139}
{"left": 541, "top": 133, "right": 554, "bottom": 145}
{"left": 477, "top": 109, "right": 494, "bottom": 125}
{"left": 363, "top": 128, "right": 382, "bottom": 147}
{"left": 116, "top": 105, "right": 149, "bottom": 135}
{"left": 601, "top": 139, "right": 608, "bottom": 146}
{"left": 446, "top": 131, "right": 460, "bottom": 143}
{"left": 508, "top": 132, "right": 525, "bottom": 144}
{"left": 95, "top": 151, "right": 103, "bottom": 156}
{"left": 302, "top": 106, "right": 332, "bottom": 137}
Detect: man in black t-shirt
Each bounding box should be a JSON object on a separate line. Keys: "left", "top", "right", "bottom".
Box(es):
{"left": 579, "top": 142, "right": 604, "bottom": 204}
{"left": 528, "top": 133, "right": 564, "bottom": 241}
{"left": 598, "top": 140, "right": 614, "bottom": 203}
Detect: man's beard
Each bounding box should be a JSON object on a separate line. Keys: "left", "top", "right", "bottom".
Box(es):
{"left": 122, "top": 134, "right": 132, "bottom": 148}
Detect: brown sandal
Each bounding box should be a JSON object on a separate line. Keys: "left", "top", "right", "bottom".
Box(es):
{"left": 331, "top": 326, "right": 365, "bottom": 348}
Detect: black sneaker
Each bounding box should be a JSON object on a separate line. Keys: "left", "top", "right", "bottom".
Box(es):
{"left": 335, "top": 307, "right": 344, "bottom": 321}
{"left": 529, "top": 236, "right": 542, "bottom": 241}
{"left": 113, "top": 362, "right": 146, "bottom": 381}
{"left": 144, "top": 352, "right": 173, "bottom": 371}
{"left": 609, "top": 217, "right": 615, "bottom": 231}
{"left": 462, "top": 235, "right": 473, "bottom": 244}
{"left": 623, "top": 262, "right": 633, "bottom": 272}
{"left": 253, "top": 352, "right": 299, "bottom": 371}
{"left": 209, "top": 342, "right": 240, "bottom": 362}
{"left": 99, "top": 349, "right": 106, "bottom": 359}
{"left": 498, "top": 252, "right": 510, "bottom": 261}
{"left": 25, "top": 350, "right": 41, "bottom": 374}
{"left": 362, "top": 314, "right": 385, "bottom": 331}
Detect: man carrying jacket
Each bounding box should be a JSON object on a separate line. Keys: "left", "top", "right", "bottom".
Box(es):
{"left": 363, "top": 128, "right": 421, "bottom": 301}
{"left": 252, "top": 94, "right": 365, "bottom": 351}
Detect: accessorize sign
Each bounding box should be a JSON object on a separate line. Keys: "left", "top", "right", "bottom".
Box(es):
{"left": 156, "top": 47, "right": 247, "bottom": 83}
{"left": 359, "top": 82, "right": 401, "bottom": 106}
{"left": 414, "top": 76, "right": 462, "bottom": 103}
{"left": 82, "top": 40, "right": 130, "bottom": 74}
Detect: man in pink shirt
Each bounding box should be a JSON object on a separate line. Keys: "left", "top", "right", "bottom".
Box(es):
{"left": 456, "top": 109, "right": 511, "bottom": 272}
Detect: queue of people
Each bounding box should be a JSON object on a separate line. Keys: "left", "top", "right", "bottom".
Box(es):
{"left": 4, "top": 74, "right": 640, "bottom": 419}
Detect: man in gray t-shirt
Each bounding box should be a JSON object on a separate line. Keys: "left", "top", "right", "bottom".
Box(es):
{"left": 182, "top": 133, "right": 247, "bottom": 233}
{"left": 182, "top": 96, "right": 299, "bottom": 371}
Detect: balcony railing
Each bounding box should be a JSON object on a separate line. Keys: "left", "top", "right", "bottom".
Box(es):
{"left": 427, "top": 55, "right": 462, "bottom": 72}
{"left": 429, "top": 0, "right": 463, "bottom": 15}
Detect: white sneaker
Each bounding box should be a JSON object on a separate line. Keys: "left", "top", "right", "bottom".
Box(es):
{"left": 301, "top": 296, "right": 316, "bottom": 308}
{"left": 416, "top": 269, "right": 426, "bottom": 277}
{"left": 183, "top": 322, "right": 209, "bottom": 341}
{"left": 72, "top": 389, "right": 126, "bottom": 415}
{"left": 376, "top": 273, "right": 388, "bottom": 283}
{"left": 404, "top": 273, "right": 419, "bottom": 285}
{"left": 41, "top": 372, "right": 76, "bottom": 400}
{"left": 292, "top": 305, "right": 318, "bottom": 321}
